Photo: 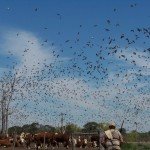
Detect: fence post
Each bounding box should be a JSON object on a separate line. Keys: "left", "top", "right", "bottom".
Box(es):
{"left": 43, "top": 132, "right": 46, "bottom": 150}
{"left": 71, "top": 133, "right": 75, "bottom": 150}
{"left": 13, "top": 131, "right": 16, "bottom": 150}
{"left": 98, "top": 130, "right": 101, "bottom": 150}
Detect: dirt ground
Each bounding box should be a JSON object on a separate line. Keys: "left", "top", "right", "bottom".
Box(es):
{"left": 0, "top": 147, "right": 99, "bottom": 150}
{"left": 0, "top": 143, "right": 100, "bottom": 150}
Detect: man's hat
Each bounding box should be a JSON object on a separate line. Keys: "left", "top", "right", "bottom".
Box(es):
{"left": 109, "top": 121, "right": 116, "bottom": 127}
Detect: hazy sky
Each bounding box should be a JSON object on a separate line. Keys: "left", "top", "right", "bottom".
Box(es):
{"left": 0, "top": 0, "right": 149, "bottom": 132}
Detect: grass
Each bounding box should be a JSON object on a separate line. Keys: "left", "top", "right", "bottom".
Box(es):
{"left": 122, "top": 143, "right": 150, "bottom": 150}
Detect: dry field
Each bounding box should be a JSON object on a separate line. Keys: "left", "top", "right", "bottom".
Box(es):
{"left": 0, "top": 143, "right": 100, "bottom": 150}
{"left": 0, "top": 147, "right": 99, "bottom": 150}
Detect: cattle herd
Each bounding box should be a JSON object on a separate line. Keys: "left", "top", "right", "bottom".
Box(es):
{"left": 0, "top": 132, "right": 100, "bottom": 149}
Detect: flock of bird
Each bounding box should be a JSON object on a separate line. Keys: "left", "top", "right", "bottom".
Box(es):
{"left": 1, "top": 2, "right": 150, "bottom": 131}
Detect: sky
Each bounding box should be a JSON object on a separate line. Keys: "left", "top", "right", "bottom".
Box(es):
{"left": 0, "top": 0, "right": 150, "bottom": 132}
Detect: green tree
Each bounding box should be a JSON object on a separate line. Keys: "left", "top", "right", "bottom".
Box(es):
{"left": 65, "top": 123, "right": 81, "bottom": 133}
{"left": 28, "top": 122, "right": 39, "bottom": 133}
{"left": 21, "top": 122, "right": 39, "bottom": 133}
{"left": 8, "top": 126, "right": 22, "bottom": 135}
{"left": 22, "top": 124, "right": 30, "bottom": 132}
{"left": 82, "top": 122, "right": 99, "bottom": 132}
{"left": 40, "top": 125, "right": 56, "bottom": 132}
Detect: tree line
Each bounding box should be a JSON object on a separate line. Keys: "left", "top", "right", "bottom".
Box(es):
{"left": 7, "top": 122, "right": 150, "bottom": 142}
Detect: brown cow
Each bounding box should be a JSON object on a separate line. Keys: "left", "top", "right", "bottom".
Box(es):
{"left": 19, "top": 132, "right": 34, "bottom": 149}
{"left": 75, "top": 136, "right": 88, "bottom": 148}
{"left": 0, "top": 134, "right": 14, "bottom": 147}
{"left": 0, "top": 139, "right": 12, "bottom": 147}
{"left": 52, "top": 133, "right": 71, "bottom": 149}
{"left": 34, "top": 132, "right": 55, "bottom": 149}
{"left": 24, "top": 133, "right": 34, "bottom": 149}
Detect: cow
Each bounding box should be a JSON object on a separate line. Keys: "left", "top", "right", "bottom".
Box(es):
{"left": 33, "top": 132, "right": 55, "bottom": 149}
{"left": 52, "top": 133, "right": 71, "bottom": 149}
{"left": 0, "top": 134, "right": 7, "bottom": 140}
{"left": 75, "top": 136, "right": 88, "bottom": 148}
{"left": 20, "top": 132, "right": 26, "bottom": 144}
{"left": 91, "top": 135, "right": 99, "bottom": 147}
{"left": 0, "top": 135, "right": 13, "bottom": 148}
{"left": 0, "top": 139, "right": 12, "bottom": 147}
{"left": 72, "top": 137, "right": 77, "bottom": 147}
{"left": 24, "top": 133, "right": 34, "bottom": 149}
{"left": 0, "top": 134, "right": 22, "bottom": 148}
{"left": 20, "top": 132, "right": 34, "bottom": 149}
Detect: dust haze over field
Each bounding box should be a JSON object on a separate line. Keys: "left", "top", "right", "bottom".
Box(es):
{"left": 0, "top": 0, "right": 149, "bottom": 132}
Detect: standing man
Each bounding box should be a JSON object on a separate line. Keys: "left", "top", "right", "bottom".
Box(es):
{"left": 101, "top": 122, "right": 123, "bottom": 150}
